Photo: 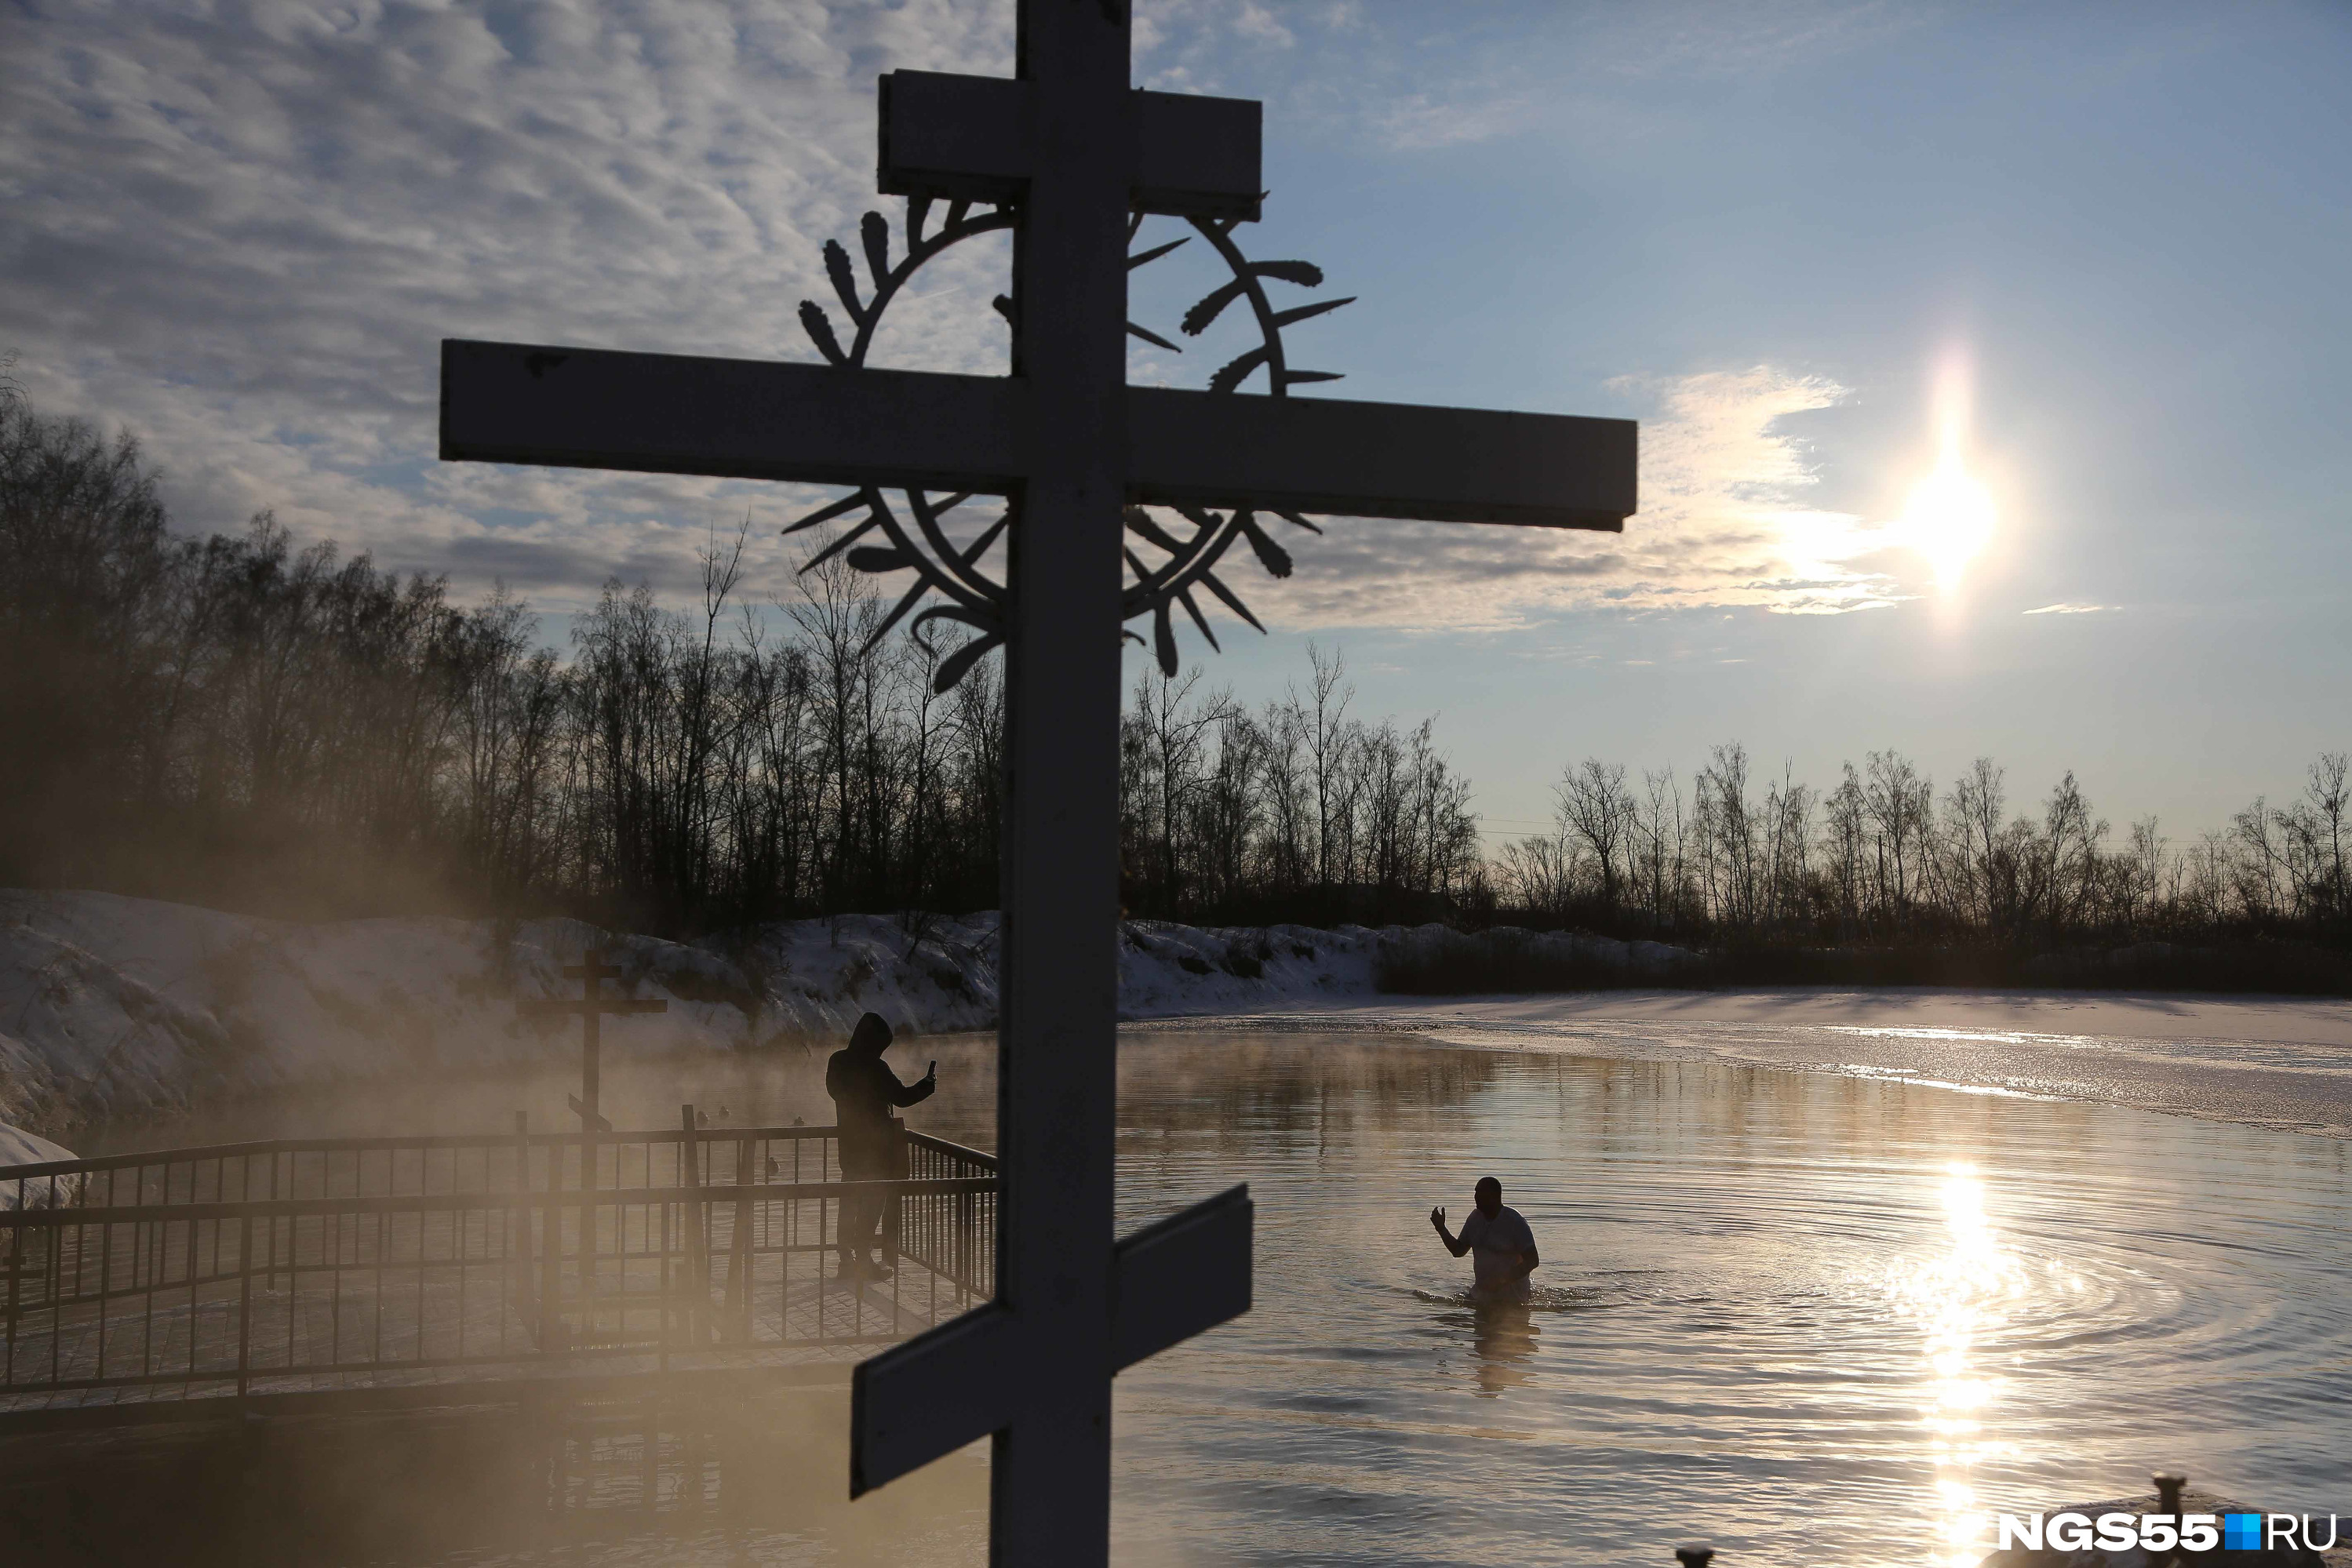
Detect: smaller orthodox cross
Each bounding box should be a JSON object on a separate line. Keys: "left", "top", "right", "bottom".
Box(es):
{"left": 519, "top": 950, "right": 667, "bottom": 1133}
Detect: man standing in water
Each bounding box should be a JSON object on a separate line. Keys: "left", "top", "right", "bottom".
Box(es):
{"left": 1431, "top": 1177, "right": 1541, "bottom": 1302}
{"left": 826, "top": 1012, "right": 935, "bottom": 1281}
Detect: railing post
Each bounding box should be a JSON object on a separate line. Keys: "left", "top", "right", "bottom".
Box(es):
{"left": 264, "top": 1148, "right": 279, "bottom": 1293}
{"left": 679, "top": 1106, "right": 707, "bottom": 1344}
{"left": 52, "top": 1206, "right": 67, "bottom": 1386}
{"left": 4, "top": 1206, "right": 20, "bottom": 1385}
{"left": 95, "top": 1177, "right": 115, "bottom": 1380}
{"left": 540, "top": 1129, "right": 565, "bottom": 1353}
{"left": 47, "top": 1174, "right": 62, "bottom": 1312}
{"left": 511, "top": 1112, "right": 536, "bottom": 1341}
{"left": 237, "top": 1210, "right": 255, "bottom": 1398}
{"left": 724, "top": 1133, "right": 752, "bottom": 1341}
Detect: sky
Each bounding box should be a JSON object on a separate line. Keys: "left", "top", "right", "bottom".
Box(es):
{"left": 5, "top": 0, "right": 2348, "bottom": 846}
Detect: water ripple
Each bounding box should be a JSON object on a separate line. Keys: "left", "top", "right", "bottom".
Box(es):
{"left": 1101, "top": 1035, "right": 2352, "bottom": 1568}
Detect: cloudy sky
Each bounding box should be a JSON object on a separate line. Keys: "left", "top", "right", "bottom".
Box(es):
{"left": 5, "top": 0, "right": 2347, "bottom": 841}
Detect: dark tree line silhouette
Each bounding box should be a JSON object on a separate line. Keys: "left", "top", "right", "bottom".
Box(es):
{"left": 0, "top": 395, "right": 1476, "bottom": 931}
{"left": 1495, "top": 745, "right": 2350, "bottom": 948}
{"left": 3, "top": 391, "right": 2344, "bottom": 973}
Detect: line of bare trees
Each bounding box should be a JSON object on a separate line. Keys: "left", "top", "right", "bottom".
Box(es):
{"left": 1120, "top": 646, "right": 1482, "bottom": 924}
{"left": 0, "top": 395, "right": 1474, "bottom": 931}
{"left": 1496, "top": 744, "right": 2352, "bottom": 947}
{"left": 9, "top": 391, "right": 2343, "bottom": 955}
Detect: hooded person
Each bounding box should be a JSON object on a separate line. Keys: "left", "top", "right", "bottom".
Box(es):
{"left": 825, "top": 1012, "right": 936, "bottom": 1279}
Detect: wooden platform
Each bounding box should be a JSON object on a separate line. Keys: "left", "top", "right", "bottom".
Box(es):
{"left": 0, "top": 1125, "right": 995, "bottom": 1434}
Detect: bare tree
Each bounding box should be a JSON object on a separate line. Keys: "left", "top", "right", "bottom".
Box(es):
{"left": 1556, "top": 759, "right": 1637, "bottom": 919}
{"left": 1761, "top": 764, "right": 1814, "bottom": 926}
{"left": 1123, "top": 666, "right": 1229, "bottom": 916}
{"left": 2231, "top": 796, "right": 2284, "bottom": 924}
{"left": 1635, "top": 767, "right": 1690, "bottom": 931}
{"left": 1864, "top": 751, "right": 1932, "bottom": 932}
{"left": 1195, "top": 705, "right": 1266, "bottom": 911}
{"left": 1257, "top": 696, "right": 1312, "bottom": 899}
{"left": 2038, "top": 771, "right": 2106, "bottom": 936}
{"left": 1302, "top": 642, "right": 1354, "bottom": 907}
{"left": 1820, "top": 764, "right": 1868, "bottom": 935}
{"left": 1695, "top": 743, "right": 1762, "bottom": 930}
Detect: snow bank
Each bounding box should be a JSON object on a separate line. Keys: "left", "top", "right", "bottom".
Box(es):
{"left": 0, "top": 892, "right": 806, "bottom": 1139}
{"left": 0, "top": 891, "right": 1692, "bottom": 1144}
{"left": 0, "top": 1119, "right": 78, "bottom": 1208}
{"left": 0, "top": 1122, "right": 72, "bottom": 1166}
{"left": 0, "top": 919, "right": 233, "bottom": 1130}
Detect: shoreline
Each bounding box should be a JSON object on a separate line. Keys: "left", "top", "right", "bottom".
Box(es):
{"left": 1130, "top": 988, "right": 2352, "bottom": 1142}
{"left": 5, "top": 879, "right": 2347, "bottom": 1157}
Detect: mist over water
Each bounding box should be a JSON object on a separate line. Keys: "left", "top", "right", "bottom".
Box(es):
{"left": 46, "top": 1031, "right": 2352, "bottom": 1566}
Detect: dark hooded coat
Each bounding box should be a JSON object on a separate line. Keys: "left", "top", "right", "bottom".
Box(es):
{"left": 825, "top": 1012, "right": 933, "bottom": 1175}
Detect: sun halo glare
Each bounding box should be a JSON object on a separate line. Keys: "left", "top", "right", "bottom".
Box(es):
{"left": 1902, "top": 435, "right": 1997, "bottom": 590}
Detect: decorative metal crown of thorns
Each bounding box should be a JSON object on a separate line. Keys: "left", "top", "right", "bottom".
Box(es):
{"left": 785, "top": 198, "right": 1352, "bottom": 692}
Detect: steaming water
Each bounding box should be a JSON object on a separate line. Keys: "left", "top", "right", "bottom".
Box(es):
{"left": 69, "top": 1030, "right": 2352, "bottom": 1566}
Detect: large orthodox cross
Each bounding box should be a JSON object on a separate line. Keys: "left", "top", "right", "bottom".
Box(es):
{"left": 442, "top": 5, "right": 1633, "bottom": 1562}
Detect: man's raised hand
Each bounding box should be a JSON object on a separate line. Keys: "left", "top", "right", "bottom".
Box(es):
{"left": 1429, "top": 1206, "right": 1446, "bottom": 1231}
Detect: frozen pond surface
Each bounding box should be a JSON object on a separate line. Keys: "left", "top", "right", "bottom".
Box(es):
{"left": 69, "top": 1028, "right": 2352, "bottom": 1566}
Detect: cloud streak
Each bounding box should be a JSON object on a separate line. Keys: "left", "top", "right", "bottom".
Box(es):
{"left": 5, "top": 2, "right": 1899, "bottom": 631}
{"left": 1239, "top": 365, "right": 1902, "bottom": 631}
{"left": 1138, "top": 0, "right": 1936, "bottom": 151}
{"left": 2, "top": 0, "right": 1011, "bottom": 602}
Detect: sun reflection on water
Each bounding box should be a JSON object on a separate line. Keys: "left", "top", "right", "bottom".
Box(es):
{"left": 1888, "top": 1164, "right": 2029, "bottom": 1566}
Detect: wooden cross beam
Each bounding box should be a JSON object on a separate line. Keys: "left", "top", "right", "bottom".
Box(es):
{"left": 878, "top": 70, "right": 1262, "bottom": 220}
{"left": 442, "top": 5, "right": 1634, "bottom": 1563}
{"left": 442, "top": 343, "right": 1633, "bottom": 530}
{"left": 517, "top": 950, "right": 667, "bottom": 1133}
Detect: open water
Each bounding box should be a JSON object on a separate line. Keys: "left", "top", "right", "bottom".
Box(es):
{"left": 63, "top": 1028, "right": 2352, "bottom": 1566}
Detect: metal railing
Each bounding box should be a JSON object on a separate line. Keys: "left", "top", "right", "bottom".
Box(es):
{"left": 0, "top": 1123, "right": 994, "bottom": 1408}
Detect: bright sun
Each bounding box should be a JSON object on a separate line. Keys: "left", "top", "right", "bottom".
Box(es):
{"left": 1902, "top": 431, "right": 1997, "bottom": 589}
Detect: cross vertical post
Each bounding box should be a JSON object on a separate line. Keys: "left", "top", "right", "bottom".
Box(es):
{"left": 988, "top": 2, "right": 1129, "bottom": 1557}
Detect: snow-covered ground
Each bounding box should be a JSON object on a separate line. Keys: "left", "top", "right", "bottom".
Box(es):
{"left": 0, "top": 1119, "right": 75, "bottom": 1188}
{"left": 0, "top": 890, "right": 1684, "bottom": 1151}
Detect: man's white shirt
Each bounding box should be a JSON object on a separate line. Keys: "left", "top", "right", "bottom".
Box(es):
{"left": 1459, "top": 1204, "right": 1536, "bottom": 1297}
